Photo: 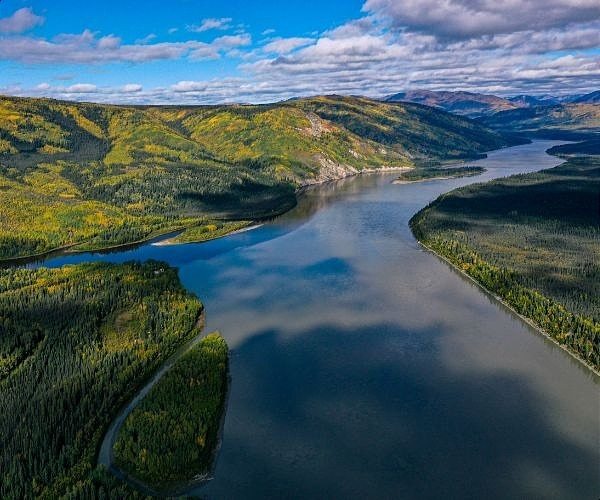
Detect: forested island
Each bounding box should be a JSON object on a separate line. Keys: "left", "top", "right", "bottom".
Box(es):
{"left": 394, "top": 165, "right": 485, "bottom": 183}
{"left": 0, "top": 94, "right": 518, "bottom": 261}
{"left": 0, "top": 261, "right": 206, "bottom": 498}
{"left": 411, "top": 152, "right": 600, "bottom": 371}
{"left": 114, "top": 333, "right": 229, "bottom": 492}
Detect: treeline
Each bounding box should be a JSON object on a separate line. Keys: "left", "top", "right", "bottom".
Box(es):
{"left": 410, "top": 156, "right": 600, "bottom": 370}
{"left": 0, "top": 261, "right": 203, "bottom": 498}
{"left": 114, "top": 333, "right": 229, "bottom": 491}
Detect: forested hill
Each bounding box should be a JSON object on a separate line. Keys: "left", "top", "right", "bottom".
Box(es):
{"left": 0, "top": 94, "right": 515, "bottom": 260}
{"left": 478, "top": 103, "right": 600, "bottom": 139}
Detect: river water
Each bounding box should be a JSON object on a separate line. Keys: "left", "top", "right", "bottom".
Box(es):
{"left": 41, "top": 141, "right": 599, "bottom": 499}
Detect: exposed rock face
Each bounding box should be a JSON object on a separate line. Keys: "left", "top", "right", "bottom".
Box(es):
{"left": 300, "top": 155, "right": 359, "bottom": 186}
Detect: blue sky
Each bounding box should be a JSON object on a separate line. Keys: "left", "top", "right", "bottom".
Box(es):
{"left": 0, "top": 0, "right": 598, "bottom": 103}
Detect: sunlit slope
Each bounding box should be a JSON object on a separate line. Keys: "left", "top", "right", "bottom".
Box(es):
{"left": 293, "top": 96, "right": 515, "bottom": 160}
{"left": 0, "top": 94, "right": 514, "bottom": 259}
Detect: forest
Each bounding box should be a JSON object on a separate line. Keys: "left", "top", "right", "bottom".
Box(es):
{"left": 0, "top": 95, "right": 517, "bottom": 260}
{"left": 114, "top": 333, "right": 229, "bottom": 492}
{"left": 410, "top": 154, "right": 600, "bottom": 370}
{"left": 0, "top": 261, "right": 204, "bottom": 498}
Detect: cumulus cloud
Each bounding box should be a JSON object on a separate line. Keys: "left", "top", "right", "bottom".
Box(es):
{"left": 3, "top": 1, "right": 599, "bottom": 104}
{"left": 363, "top": 0, "right": 600, "bottom": 39}
{"left": 188, "top": 17, "right": 233, "bottom": 33}
{"left": 0, "top": 7, "right": 44, "bottom": 34}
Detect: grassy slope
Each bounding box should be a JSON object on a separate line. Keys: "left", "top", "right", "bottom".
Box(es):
{"left": 410, "top": 156, "right": 600, "bottom": 369}
{"left": 114, "top": 333, "right": 228, "bottom": 492}
{"left": 0, "top": 261, "right": 202, "bottom": 498}
{"left": 0, "top": 94, "right": 514, "bottom": 260}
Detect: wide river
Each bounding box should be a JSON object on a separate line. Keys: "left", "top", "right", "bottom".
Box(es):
{"left": 40, "top": 141, "right": 599, "bottom": 498}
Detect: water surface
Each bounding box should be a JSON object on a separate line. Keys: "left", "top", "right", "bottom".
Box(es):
{"left": 42, "top": 141, "right": 599, "bottom": 499}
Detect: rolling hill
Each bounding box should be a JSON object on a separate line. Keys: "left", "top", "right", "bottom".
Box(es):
{"left": 0, "top": 94, "right": 516, "bottom": 260}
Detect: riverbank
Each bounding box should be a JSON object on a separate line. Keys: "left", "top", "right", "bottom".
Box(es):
{"left": 415, "top": 239, "right": 600, "bottom": 377}
{"left": 409, "top": 156, "right": 600, "bottom": 374}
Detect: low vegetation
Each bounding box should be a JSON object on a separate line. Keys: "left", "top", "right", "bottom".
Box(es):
{"left": 0, "top": 94, "right": 516, "bottom": 260}
{"left": 0, "top": 261, "right": 203, "bottom": 498}
{"left": 395, "top": 165, "right": 485, "bottom": 182}
{"left": 411, "top": 157, "right": 600, "bottom": 370}
{"left": 114, "top": 333, "right": 229, "bottom": 491}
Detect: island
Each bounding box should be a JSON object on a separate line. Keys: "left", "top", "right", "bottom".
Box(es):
{"left": 113, "top": 333, "right": 229, "bottom": 493}
{"left": 393, "top": 165, "right": 485, "bottom": 183}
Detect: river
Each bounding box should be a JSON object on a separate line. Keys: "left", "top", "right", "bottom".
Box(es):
{"left": 39, "top": 140, "right": 599, "bottom": 498}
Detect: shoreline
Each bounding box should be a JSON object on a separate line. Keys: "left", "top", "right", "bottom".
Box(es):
{"left": 415, "top": 239, "right": 600, "bottom": 378}
{"left": 152, "top": 222, "right": 263, "bottom": 247}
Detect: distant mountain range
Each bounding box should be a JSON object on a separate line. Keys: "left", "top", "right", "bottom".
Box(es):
{"left": 385, "top": 90, "right": 600, "bottom": 118}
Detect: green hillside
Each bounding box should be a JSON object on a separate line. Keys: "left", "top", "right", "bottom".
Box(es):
{"left": 0, "top": 94, "right": 514, "bottom": 260}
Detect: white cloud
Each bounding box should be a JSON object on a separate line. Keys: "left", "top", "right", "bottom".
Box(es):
{"left": 171, "top": 81, "right": 207, "bottom": 92}
{"left": 263, "top": 37, "right": 315, "bottom": 54}
{"left": 121, "top": 83, "right": 142, "bottom": 92}
{"left": 0, "top": 8, "right": 44, "bottom": 34}
{"left": 213, "top": 34, "right": 252, "bottom": 48}
{"left": 188, "top": 17, "right": 233, "bottom": 33}
{"left": 136, "top": 33, "right": 157, "bottom": 44}
{"left": 66, "top": 83, "right": 97, "bottom": 93}
{"left": 0, "top": 29, "right": 251, "bottom": 64}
